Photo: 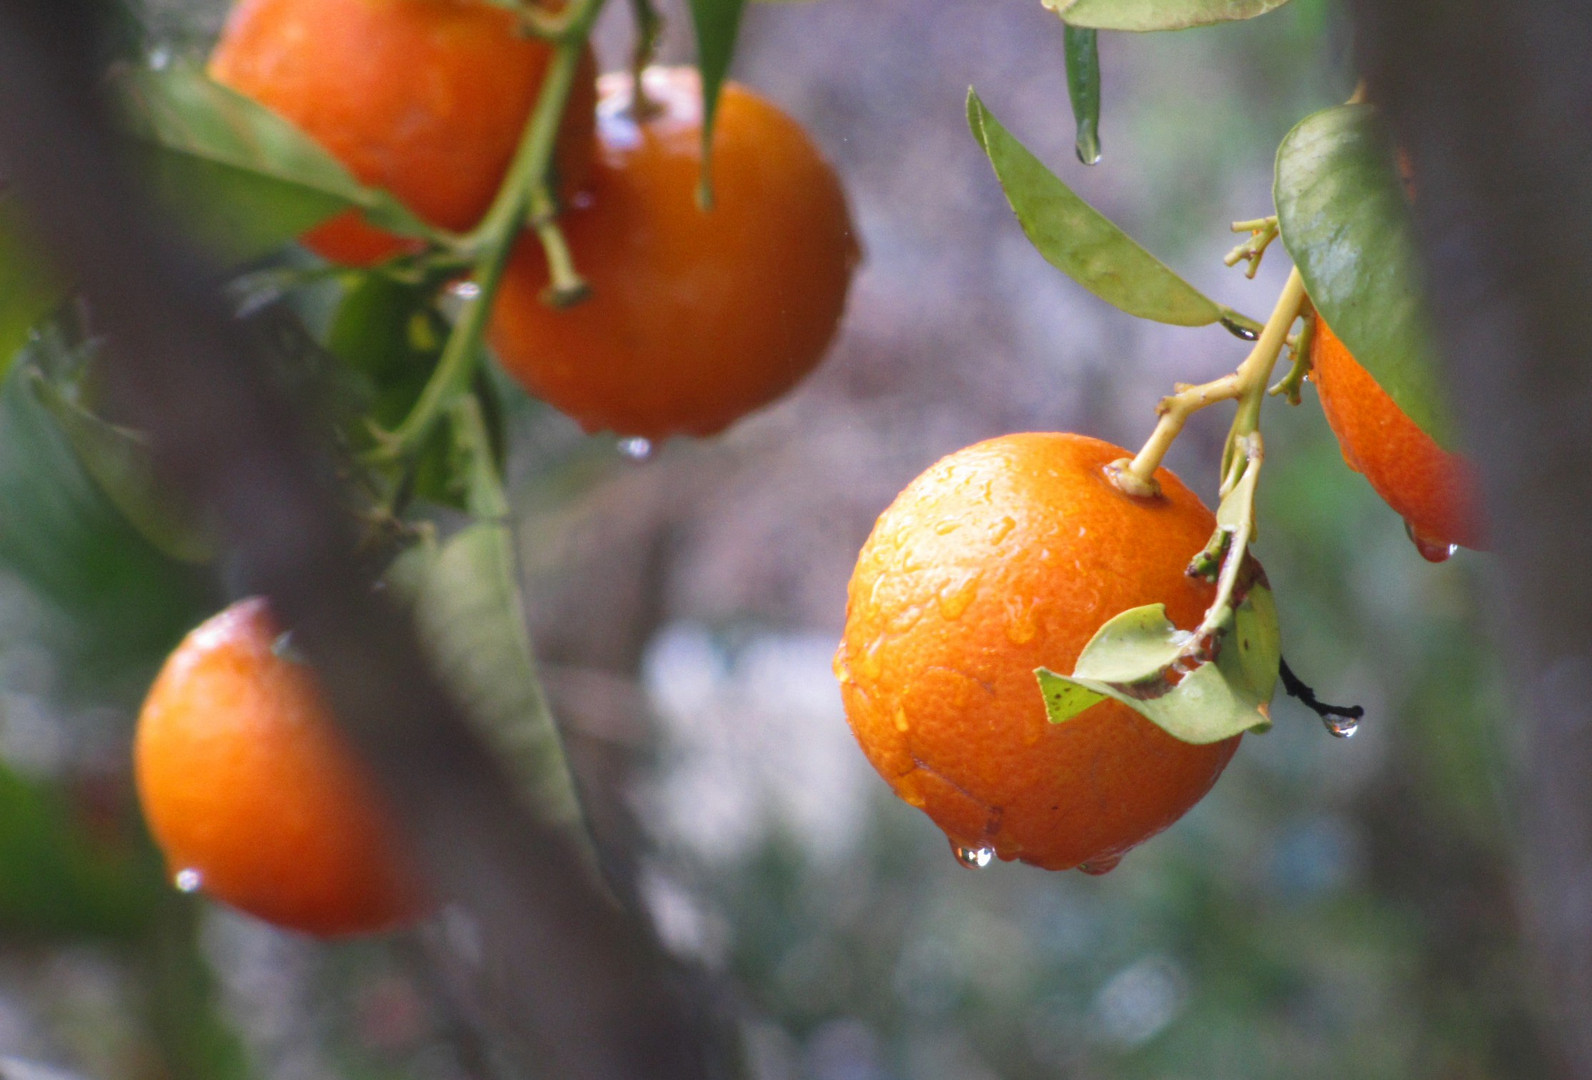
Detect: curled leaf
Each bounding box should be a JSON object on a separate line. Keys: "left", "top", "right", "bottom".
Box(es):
{"left": 1037, "top": 585, "right": 1279, "bottom": 745}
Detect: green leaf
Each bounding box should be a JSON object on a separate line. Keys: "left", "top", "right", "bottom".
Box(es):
{"left": 1048, "top": 0, "right": 1294, "bottom": 31}
{"left": 688, "top": 0, "right": 749, "bottom": 205}
{"left": 0, "top": 202, "right": 65, "bottom": 377}
{"left": 1064, "top": 26, "right": 1102, "bottom": 165}
{"left": 114, "top": 63, "right": 433, "bottom": 261}
{"left": 1071, "top": 603, "right": 1192, "bottom": 685}
{"left": 389, "top": 522, "right": 583, "bottom": 829}
{"left": 1227, "top": 581, "right": 1280, "bottom": 705}
{"left": 28, "top": 372, "right": 216, "bottom": 564}
{"left": 967, "top": 89, "right": 1226, "bottom": 327}
{"left": 1274, "top": 103, "right": 1453, "bottom": 446}
{"left": 1036, "top": 592, "right": 1278, "bottom": 745}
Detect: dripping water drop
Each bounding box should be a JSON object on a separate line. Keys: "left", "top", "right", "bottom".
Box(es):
{"left": 617, "top": 436, "right": 654, "bottom": 463}
{"left": 1220, "top": 316, "right": 1260, "bottom": 342}
{"left": 952, "top": 843, "right": 994, "bottom": 870}
{"left": 1324, "top": 713, "right": 1360, "bottom": 739}
{"left": 1405, "top": 521, "right": 1457, "bottom": 563}
{"left": 174, "top": 868, "right": 203, "bottom": 893}
{"left": 1078, "top": 853, "right": 1123, "bottom": 876}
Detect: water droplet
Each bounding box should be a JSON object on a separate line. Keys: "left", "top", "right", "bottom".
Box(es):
{"left": 1078, "top": 853, "right": 1123, "bottom": 876}
{"left": 1075, "top": 142, "right": 1102, "bottom": 166}
{"left": 936, "top": 574, "right": 980, "bottom": 620}
{"left": 1324, "top": 714, "right": 1360, "bottom": 739}
{"left": 1405, "top": 521, "right": 1457, "bottom": 563}
{"left": 148, "top": 46, "right": 172, "bottom": 70}
{"left": 933, "top": 520, "right": 961, "bottom": 536}
{"left": 174, "top": 868, "right": 202, "bottom": 893}
{"left": 451, "top": 281, "right": 482, "bottom": 301}
{"left": 1004, "top": 597, "right": 1038, "bottom": 644}
{"left": 952, "top": 843, "right": 994, "bottom": 869}
{"left": 893, "top": 707, "right": 910, "bottom": 733}
{"left": 859, "top": 640, "right": 884, "bottom": 681}
{"left": 1220, "top": 315, "right": 1260, "bottom": 341}
{"left": 617, "top": 436, "right": 654, "bottom": 462}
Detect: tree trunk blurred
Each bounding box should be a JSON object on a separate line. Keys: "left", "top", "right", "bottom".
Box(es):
{"left": 0, "top": 3, "right": 737, "bottom": 1077}
{"left": 1349, "top": 3, "right": 1592, "bottom": 1075}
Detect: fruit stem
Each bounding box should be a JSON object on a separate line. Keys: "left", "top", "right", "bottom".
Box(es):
{"left": 1113, "top": 265, "right": 1305, "bottom": 494}
{"left": 529, "top": 188, "right": 591, "bottom": 307}
{"left": 1226, "top": 266, "right": 1305, "bottom": 442}
{"left": 1268, "top": 299, "right": 1316, "bottom": 406}
{"left": 369, "top": 0, "right": 607, "bottom": 464}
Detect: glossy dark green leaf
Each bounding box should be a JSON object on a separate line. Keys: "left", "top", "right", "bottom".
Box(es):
{"left": 1275, "top": 104, "right": 1453, "bottom": 446}
{"left": 968, "top": 90, "right": 1228, "bottom": 327}
{"left": 389, "top": 523, "right": 582, "bottom": 828}
{"left": 1037, "top": 590, "right": 1278, "bottom": 744}
{"left": 1064, "top": 26, "right": 1102, "bottom": 165}
{"left": 29, "top": 373, "right": 216, "bottom": 564}
{"left": 1048, "top": 0, "right": 1294, "bottom": 31}
{"left": 115, "top": 63, "right": 432, "bottom": 260}
{"left": 687, "top": 0, "right": 749, "bottom": 204}
{"left": 0, "top": 202, "right": 64, "bottom": 377}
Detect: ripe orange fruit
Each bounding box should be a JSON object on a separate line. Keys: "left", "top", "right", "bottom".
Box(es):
{"left": 135, "top": 598, "right": 427, "bottom": 936}
{"left": 208, "top": 0, "right": 598, "bottom": 265}
{"left": 1309, "top": 316, "right": 1484, "bottom": 557}
{"left": 835, "top": 433, "right": 1241, "bottom": 873}
{"left": 489, "top": 66, "right": 860, "bottom": 440}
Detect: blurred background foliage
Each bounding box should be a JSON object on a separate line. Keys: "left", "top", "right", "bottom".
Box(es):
{"left": 0, "top": 0, "right": 1544, "bottom": 1077}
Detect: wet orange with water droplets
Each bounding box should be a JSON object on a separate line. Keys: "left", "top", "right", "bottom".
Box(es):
{"left": 836, "top": 433, "right": 1241, "bottom": 872}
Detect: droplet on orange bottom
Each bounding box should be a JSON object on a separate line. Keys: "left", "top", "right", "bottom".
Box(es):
{"left": 1405, "top": 520, "right": 1458, "bottom": 563}
{"left": 1077, "top": 853, "right": 1123, "bottom": 876}
{"left": 952, "top": 842, "right": 995, "bottom": 869}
